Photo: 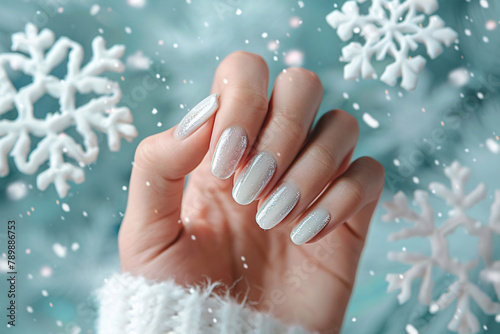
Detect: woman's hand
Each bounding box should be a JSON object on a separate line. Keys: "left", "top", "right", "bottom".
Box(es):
{"left": 119, "top": 51, "right": 384, "bottom": 333}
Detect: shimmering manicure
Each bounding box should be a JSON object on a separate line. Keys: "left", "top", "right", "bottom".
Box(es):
{"left": 290, "top": 209, "right": 331, "bottom": 245}
{"left": 256, "top": 182, "right": 300, "bottom": 230}
{"left": 174, "top": 93, "right": 219, "bottom": 140}
{"left": 211, "top": 126, "right": 247, "bottom": 179}
{"left": 232, "top": 151, "right": 277, "bottom": 205}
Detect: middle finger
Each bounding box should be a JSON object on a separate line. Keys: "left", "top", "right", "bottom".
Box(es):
{"left": 232, "top": 67, "right": 323, "bottom": 205}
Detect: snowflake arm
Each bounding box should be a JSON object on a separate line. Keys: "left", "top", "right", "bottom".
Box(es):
{"left": 382, "top": 190, "right": 435, "bottom": 240}
{"left": 0, "top": 23, "right": 137, "bottom": 197}
{"left": 385, "top": 161, "right": 500, "bottom": 333}
{"left": 386, "top": 252, "right": 434, "bottom": 304}
{"left": 326, "top": 0, "right": 458, "bottom": 91}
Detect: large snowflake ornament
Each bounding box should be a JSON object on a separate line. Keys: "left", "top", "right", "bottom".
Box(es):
{"left": 0, "top": 24, "right": 137, "bottom": 197}
{"left": 383, "top": 161, "right": 500, "bottom": 334}
{"left": 326, "top": 0, "right": 458, "bottom": 91}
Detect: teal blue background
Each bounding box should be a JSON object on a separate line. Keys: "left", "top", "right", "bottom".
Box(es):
{"left": 0, "top": 0, "right": 499, "bottom": 333}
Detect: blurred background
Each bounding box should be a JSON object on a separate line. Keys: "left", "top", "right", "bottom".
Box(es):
{"left": 0, "top": 0, "right": 499, "bottom": 333}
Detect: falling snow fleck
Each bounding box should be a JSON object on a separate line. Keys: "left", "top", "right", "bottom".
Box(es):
{"left": 486, "top": 139, "right": 500, "bottom": 154}
{"left": 61, "top": 203, "right": 70, "bottom": 212}
{"left": 6, "top": 181, "right": 28, "bottom": 201}
{"left": 362, "top": 112, "right": 379, "bottom": 128}
{"left": 53, "top": 243, "right": 67, "bottom": 258}
{"left": 90, "top": 4, "right": 100, "bottom": 15}
{"left": 40, "top": 266, "right": 53, "bottom": 277}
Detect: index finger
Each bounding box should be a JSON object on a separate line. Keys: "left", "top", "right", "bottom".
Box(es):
{"left": 209, "top": 51, "right": 270, "bottom": 179}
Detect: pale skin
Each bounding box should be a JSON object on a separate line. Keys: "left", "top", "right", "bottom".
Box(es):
{"left": 119, "top": 51, "right": 385, "bottom": 334}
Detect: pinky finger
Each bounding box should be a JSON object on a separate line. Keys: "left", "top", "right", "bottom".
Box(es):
{"left": 290, "top": 157, "right": 384, "bottom": 245}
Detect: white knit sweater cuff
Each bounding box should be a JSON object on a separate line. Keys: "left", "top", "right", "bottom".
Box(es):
{"left": 97, "top": 273, "right": 314, "bottom": 334}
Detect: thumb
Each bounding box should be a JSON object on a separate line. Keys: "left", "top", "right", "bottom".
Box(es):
{"left": 119, "top": 94, "right": 219, "bottom": 265}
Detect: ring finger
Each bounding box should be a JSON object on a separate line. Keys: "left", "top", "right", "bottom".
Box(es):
{"left": 255, "top": 109, "right": 359, "bottom": 230}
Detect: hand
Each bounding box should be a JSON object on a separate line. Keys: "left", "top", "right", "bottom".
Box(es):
{"left": 119, "top": 51, "right": 385, "bottom": 334}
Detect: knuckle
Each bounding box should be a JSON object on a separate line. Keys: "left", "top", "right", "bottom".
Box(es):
{"left": 229, "top": 85, "right": 269, "bottom": 115}
{"left": 341, "top": 177, "right": 366, "bottom": 204}
{"left": 134, "top": 136, "right": 159, "bottom": 169}
{"left": 358, "top": 156, "right": 386, "bottom": 189}
{"left": 269, "top": 111, "right": 307, "bottom": 142}
{"left": 309, "top": 143, "right": 338, "bottom": 172}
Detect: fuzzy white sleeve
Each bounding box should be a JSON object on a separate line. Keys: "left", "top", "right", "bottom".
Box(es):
{"left": 97, "top": 273, "right": 315, "bottom": 334}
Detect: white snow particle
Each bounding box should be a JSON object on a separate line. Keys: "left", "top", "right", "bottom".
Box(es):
{"left": 486, "top": 138, "right": 500, "bottom": 154}
{"left": 71, "top": 242, "right": 80, "bottom": 251}
{"left": 40, "top": 266, "right": 53, "bottom": 277}
{"left": 90, "top": 4, "right": 100, "bottom": 16}
{"left": 406, "top": 324, "right": 419, "bottom": 334}
{"left": 6, "top": 181, "right": 28, "bottom": 201}
{"left": 448, "top": 68, "right": 469, "bottom": 87}
{"left": 128, "top": 0, "right": 146, "bottom": 8}
{"left": 327, "top": 0, "right": 458, "bottom": 90}
{"left": 42, "top": 290, "right": 49, "bottom": 297}
{"left": 27, "top": 306, "right": 33, "bottom": 313}
{"left": 284, "top": 50, "right": 304, "bottom": 66}
{"left": 53, "top": 243, "right": 67, "bottom": 258}
{"left": 61, "top": 203, "right": 70, "bottom": 212}
{"left": 362, "top": 112, "right": 379, "bottom": 128}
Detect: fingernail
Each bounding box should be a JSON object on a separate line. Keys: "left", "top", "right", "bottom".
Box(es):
{"left": 256, "top": 182, "right": 300, "bottom": 230}
{"left": 211, "top": 126, "right": 247, "bottom": 179}
{"left": 290, "top": 209, "right": 331, "bottom": 245}
{"left": 232, "top": 151, "right": 277, "bottom": 205}
{"left": 174, "top": 93, "right": 219, "bottom": 140}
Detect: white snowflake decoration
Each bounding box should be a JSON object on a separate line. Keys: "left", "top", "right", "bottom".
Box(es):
{"left": 326, "top": 0, "right": 458, "bottom": 91}
{"left": 0, "top": 23, "right": 137, "bottom": 197}
{"left": 383, "top": 161, "right": 500, "bottom": 334}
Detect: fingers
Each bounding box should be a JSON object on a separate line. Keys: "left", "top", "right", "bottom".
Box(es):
{"left": 255, "top": 109, "right": 359, "bottom": 230}
{"left": 119, "top": 94, "right": 219, "bottom": 261}
{"left": 232, "top": 67, "right": 323, "bottom": 205}
{"left": 290, "top": 157, "right": 385, "bottom": 245}
{"left": 209, "top": 51, "right": 269, "bottom": 179}
{"left": 119, "top": 51, "right": 271, "bottom": 264}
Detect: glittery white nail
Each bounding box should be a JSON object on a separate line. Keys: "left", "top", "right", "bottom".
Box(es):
{"left": 211, "top": 126, "right": 247, "bottom": 179}
{"left": 232, "top": 151, "right": 276, "bottom": 205}
{"left": 256, "top": 182, "right": 300, "bottom": 230}
{"left": 174, "top": 93, "right": 219, "bottom": 140}
{"left": 290, "top": 209, "right": 331, "bottom": 245}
